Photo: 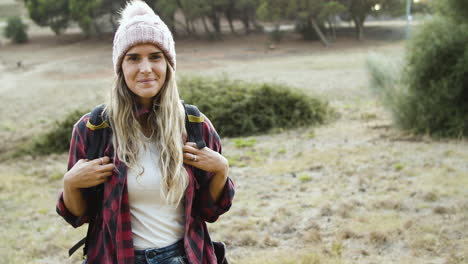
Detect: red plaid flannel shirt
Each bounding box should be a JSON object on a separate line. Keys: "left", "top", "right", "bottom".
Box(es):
{"left": 56, "top": 107, "right": 235, "bottom": 264}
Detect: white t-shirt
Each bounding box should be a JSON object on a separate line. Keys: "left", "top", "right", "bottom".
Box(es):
{"left": 127, "top": 133, "right": 185, "bottom": 250}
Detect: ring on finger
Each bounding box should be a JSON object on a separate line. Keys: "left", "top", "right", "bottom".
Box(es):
{"left": 192, "top": 154, "right": 197, "bottom": 162}
{"left": 99, "top": 158, "right": 104, "bottom": 165}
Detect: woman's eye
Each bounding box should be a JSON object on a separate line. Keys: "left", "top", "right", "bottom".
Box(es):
{"left": 150, "top": 55, "right": 161, "bottom": 60}
{"left": 126, "top": 55, "right": 139, "bottom": 61}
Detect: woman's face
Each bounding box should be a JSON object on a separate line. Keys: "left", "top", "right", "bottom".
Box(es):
{"left": 121, "top": 43, "right": 168, "bottom": 108}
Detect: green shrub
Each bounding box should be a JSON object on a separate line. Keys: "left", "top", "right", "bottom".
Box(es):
{"left": 368, "top": 14, "right": 468, "bottom": 137}
{"left": 26, "top": 110, "right": 87, "bottom": 156}
{"left": 403, "top": 16, "right": 468, "bottom": 137}
{"left": 434, "top": 0, "right": 468, "bottom": 23}
{"left": 4, "top": 16, "right": 28, "bottom": 43}
{"left": 179, "top": 76, "right": 331, "bottom": 137}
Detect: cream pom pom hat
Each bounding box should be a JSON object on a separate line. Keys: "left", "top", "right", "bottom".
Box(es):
{"left": 112, "top": 0, "right": 176, "bottom": 74}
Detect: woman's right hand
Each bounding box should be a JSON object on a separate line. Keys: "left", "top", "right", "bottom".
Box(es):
{"left": 64, "top": 156, "right": 114, "bottom": 189}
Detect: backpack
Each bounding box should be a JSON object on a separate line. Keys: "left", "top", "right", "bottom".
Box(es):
{"left": 68, "top": 102, "right": 227, "bottom": 263}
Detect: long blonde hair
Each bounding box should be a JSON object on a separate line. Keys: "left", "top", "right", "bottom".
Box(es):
{"left": 104, "top": 64, "right": 188, "bottom": 206}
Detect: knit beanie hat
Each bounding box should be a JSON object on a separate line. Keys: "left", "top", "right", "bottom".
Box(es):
{"left": 113, "top": 0, "right": 176, "bottom": 74}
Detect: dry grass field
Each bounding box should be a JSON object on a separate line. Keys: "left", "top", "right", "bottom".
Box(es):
{"left": 0, "top": 17, "right": 467, "bottom": 264}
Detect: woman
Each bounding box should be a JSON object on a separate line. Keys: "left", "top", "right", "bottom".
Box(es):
{"left": 56, "top": 1, "right": 235, "bottom": 263}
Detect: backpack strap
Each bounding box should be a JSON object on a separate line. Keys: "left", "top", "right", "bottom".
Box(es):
{"left": 68, "top": 104, "right": 110, "bottom": 258}
{"left": 85, "top": 104, "right": 109, "bottom": 159}
{"left": 182, "top": 102, "right": 206, "bottom": 149}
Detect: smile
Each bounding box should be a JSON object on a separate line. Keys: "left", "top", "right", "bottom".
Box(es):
{"left": 138, "top": 79, "right": 156, "bottom": 83}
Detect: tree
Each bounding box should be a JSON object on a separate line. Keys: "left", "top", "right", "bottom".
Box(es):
{"left": 257, "top": 0, "right": 290, "bottom": 42}
{"left": 340, "top": 0, "right": 376, "bottom": 40}
{"left": 4, "top": 16, "right": 28, "bottom": 43}
{"left": 291, "top": 0, "right": 345, "bottom": 46}
{"left": 69, "top": 0, "right": 127, "bottom": 37}
{"left": 340, "top": 0, "right": 405, "bottom": 40}
{"left": 224, "top": 0, "right": 238, "bottom": 34}
{"left": 102, "top": 0, "right": 127, "bottom": 32}
{"left": 154, "top": 0, "right": 178, "bottom": 35}
{"left": 68, "top": 0, "right": 101, "bottom": 37}
{"left": 25, "top": 0, "right": 70, "bottom": 35}
{"left": 203, "top": 0, "right": 229, "bottom": 38}
{"left": 319, "top": 1, "right": 346, "bottom": 40}
{"left": 235, "top": 0, "right": 261, "bottom": 34}
{"left": 178, "top": 0, "right": 205, "bottom": 36}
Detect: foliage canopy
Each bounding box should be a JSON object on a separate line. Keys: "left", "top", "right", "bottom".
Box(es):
{"left": 4, "top": 16, "right": 28, "bottom": 43}
{"left": 25, "top": 0, "right": 70, "bottom": 35}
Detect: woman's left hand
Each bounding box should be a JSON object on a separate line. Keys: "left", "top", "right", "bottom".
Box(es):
{"left": 183, "top": 142, "right": 228, "bottom": 175}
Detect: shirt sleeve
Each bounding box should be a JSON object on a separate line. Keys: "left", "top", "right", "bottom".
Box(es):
{"left": 56, "top": 114, "right": 90, "bottom": 228}
{"left": 196, "top": 115, "right": 235, "bottom": 223}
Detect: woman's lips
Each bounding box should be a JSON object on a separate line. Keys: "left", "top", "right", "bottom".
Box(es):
{"left": 138, "top": 78, "right": 155, "bottom": 83}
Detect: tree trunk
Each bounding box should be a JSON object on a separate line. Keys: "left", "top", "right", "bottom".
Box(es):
{"left": 225, "top": 11, "right": 237, "bottom": 35}
{"left": 327, "top": 19, "right": 336, "bottom": 41}
{"left": 310, "top": 17, "right": 330, "bottom": 47}
{"left": 184, "top": 15, "right": 193, "bottom": 36}
{"left": 208, "top": 12, "right": 222, "bottom": 39}
{"left": 240, "top": 11, "right": 251, "bottom": 34}
{"left": 241, "top": 17, "right": 250, "bottom": 34}
{"left": 189, "top": 20, "right": 198, "bottom": 36}
{"left": 325, "top": 19, "right": 332, "bottom": 40}
{"left": 353, "top": 17, "right": 364, "bottom": 40}
{"left": 93, "top": 19, "right": 102, "bottom": 39}
{"left": 209, "top": 13, "right": 221, "bottom": 35}
{"left": 332, "top": 21, "right": 336, "bottom": 40}
{"left": 202, "top": 16, "right": 212, "bottom": 35}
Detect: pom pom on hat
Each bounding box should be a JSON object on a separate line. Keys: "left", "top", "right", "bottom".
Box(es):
{"left": 113, "top": 0, "right": 176, "bottom": 74}
{"left": 120, "top": 0, "right": 155, "bottom": 23}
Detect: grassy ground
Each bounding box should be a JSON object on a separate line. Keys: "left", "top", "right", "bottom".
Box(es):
{"left": 0, "top": 22, "right": 467, "bottom": 264}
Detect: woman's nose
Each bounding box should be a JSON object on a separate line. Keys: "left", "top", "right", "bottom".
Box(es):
{"left": 139, "top": 58, "right": 151, "bottom": 73}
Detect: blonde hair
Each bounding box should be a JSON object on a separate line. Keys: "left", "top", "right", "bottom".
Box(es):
{"left": 104, "top": 64, "right": 188, "bottom": 206}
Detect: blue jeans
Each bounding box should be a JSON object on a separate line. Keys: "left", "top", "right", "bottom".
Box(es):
{"left": 134, "top": 240, "right": 187, "bottom": 264}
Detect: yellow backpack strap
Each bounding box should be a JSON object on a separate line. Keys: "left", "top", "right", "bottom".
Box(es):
{"left": 86, "top": 104, "right": 109, "bottom": 131}
{"left": 183, "top": 102, "right": 206, "bottom": 149}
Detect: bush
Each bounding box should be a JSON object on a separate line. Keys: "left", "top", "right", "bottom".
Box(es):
{"left": 434, "top": 0, "right": 468, "bottom": 23}
{"left": 179, "top": 76, "right": 331, "bottom": 137}
{"left": 20, "top": 77, "right": 330, "bottom": 156}
{"left": 24, "top": 110, "right": 87, "bottom": 156}
{"left": 403, "top": 16, "right": 468, "bottom": 137}
{"left": 367, "top": 15, "right": 468, "bottom": 137}
{"left": 4, "top": 16, "right": 28, "bottom": 43}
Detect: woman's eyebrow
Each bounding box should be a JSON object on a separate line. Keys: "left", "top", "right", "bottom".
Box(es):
{"left": 125, "top": 51, "right": 163, "bottom": 56}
